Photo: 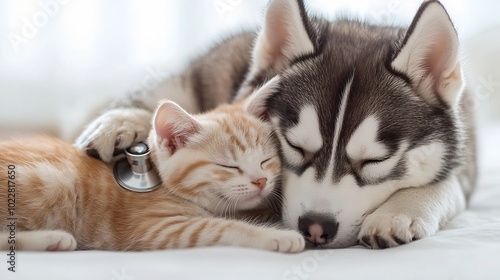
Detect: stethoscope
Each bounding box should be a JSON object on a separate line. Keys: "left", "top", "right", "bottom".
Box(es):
{"left": 113, "top": 142, "right": 162, "bottom": 192}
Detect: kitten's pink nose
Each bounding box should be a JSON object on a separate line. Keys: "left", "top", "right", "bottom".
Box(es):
{"left": 251, "top": 178, "right": 267, "bottom": 190}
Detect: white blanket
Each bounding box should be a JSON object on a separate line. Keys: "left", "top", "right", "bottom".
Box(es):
{"left": 1, "top": 124, "right": 499, "bottom": 280}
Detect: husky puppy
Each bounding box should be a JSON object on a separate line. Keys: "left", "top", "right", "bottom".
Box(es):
{"left": 76, "top": 0, "right": 476, "bottom": 249}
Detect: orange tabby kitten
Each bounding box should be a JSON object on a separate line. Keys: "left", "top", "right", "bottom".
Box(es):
{"left": 0, "top": 80, "right": 305, "bottom": 253}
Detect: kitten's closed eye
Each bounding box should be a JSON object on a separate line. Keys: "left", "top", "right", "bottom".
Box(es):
{"left": 216, "top": 158, "right": 275, "bottom": 170}
{"left": 260, "top": 158, "right": 273, "bottom": 168}
{"left": 216, "top": 164, "right": 240, "bottom": 171}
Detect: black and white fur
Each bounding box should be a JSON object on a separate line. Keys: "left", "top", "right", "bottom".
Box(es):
{"left": 76, "top": 0, "right": 476, "bottom": 249}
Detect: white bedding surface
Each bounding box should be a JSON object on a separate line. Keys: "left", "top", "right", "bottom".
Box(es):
{"left": 2, "top": 124, "right": 500, "bottom": 280}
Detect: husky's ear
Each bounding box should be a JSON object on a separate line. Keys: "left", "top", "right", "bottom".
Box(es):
{"left": 391, "top": 1, "right": 463, "bottom": 107}
{"left": 249, "top": 0, "right": 315, "bottom": 78}
{"left": 153, "top": 100, "right": 201, "bottom": 154}
{"left": 243, "top": 76, "right": 281, "bottom": 118}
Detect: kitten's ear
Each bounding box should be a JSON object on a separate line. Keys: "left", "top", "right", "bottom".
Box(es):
{"left": 153, "top": 101, "right": 201, "bottom": 154}
{"left": 391, "top": 1, "right": 463, "bottom": 107}
{"left": 249, "top": 0, "right": 315, "bottom": 78}
{"left": 243, "top": 76, "right": 280, "bottom": 118}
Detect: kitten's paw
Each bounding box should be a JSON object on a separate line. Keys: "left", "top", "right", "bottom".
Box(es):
{"left": 44, "top": 231, "right": 77, "bottom": 251}
{"left": 264, "top": 229, "right": 305, "bottom": 253}
{"left": 74, "top": 108, "right": 152, "bottom": 162}
{"left": 16, "top": 230, "right": 77, "bottom": 251}
{"left": 358, "top": 211, "right": 438, "bottom": 249}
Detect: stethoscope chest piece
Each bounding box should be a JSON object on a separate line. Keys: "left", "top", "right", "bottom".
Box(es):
{"left": 113, "top": 142, "right": 161, "bottom": 192}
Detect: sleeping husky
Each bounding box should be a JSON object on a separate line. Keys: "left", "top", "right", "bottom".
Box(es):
{"left": 76, "top": 0, "right": 476, "bottom": 249}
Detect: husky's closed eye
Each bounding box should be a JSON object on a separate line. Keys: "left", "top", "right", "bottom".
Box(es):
{"left": 272, "top": 104, "right": 323, "bottom": 167}
{"left": 354, "top": 144, "right": 407, "bottom": 185}
{"left": 284, "top": 137, "right": 304, "bottom": 155}
{"left": 360, "top": 157, "right": 389, "bottom": 167}
{"left": 350, "top": 157, "right": 389, "bottom": 175}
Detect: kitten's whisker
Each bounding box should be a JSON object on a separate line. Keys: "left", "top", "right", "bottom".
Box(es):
{"left": 222, "top": 194, "right": 234, "bottom": 219}
{"left": 226, "top": 193, "right": 239, "bottom": 219}
{"left": 207, "top": 190, "right": 226, "bottom": 214}
{"left": 265, "top": 191, "right": 282, "bottom": 214}
{"left": 232, "top": 195, "right": 241, "bottom": 218}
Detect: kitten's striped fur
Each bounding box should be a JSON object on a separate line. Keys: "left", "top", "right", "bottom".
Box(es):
{"left": 0, "top": 82, "right": 305, "bottom": 252}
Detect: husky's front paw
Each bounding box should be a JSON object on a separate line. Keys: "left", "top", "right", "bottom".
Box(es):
{"left": 263, "top": 229, "right": 305, "bottom": 253}
{"left": 74, "top": 108, "right": 152, "bottom": 162}
{"left": 358, "top": 212, "right": 438, "bottom": 249}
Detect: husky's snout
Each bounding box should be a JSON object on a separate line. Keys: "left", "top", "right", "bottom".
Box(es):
{"left": 298, "top": 212, "right": 339, "bottom": 246}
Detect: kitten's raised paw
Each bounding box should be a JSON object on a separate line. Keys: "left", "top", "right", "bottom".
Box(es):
{"left": 263, "top": 229, "right": 305, "bottom": 253}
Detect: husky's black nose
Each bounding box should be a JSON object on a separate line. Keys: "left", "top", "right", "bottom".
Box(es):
{"left": 298, "top": 213, "right": 339, "bottom": 246}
